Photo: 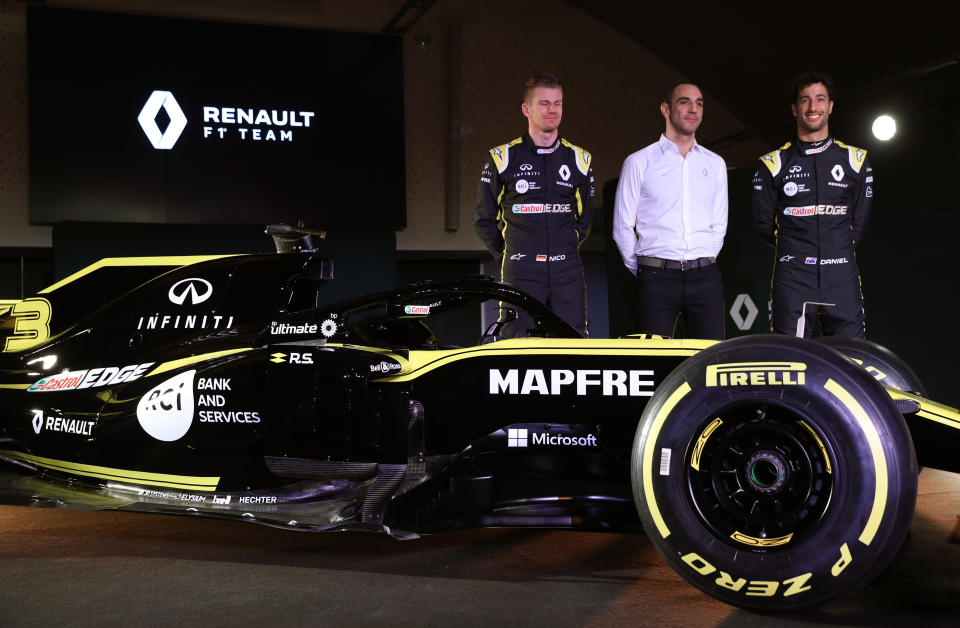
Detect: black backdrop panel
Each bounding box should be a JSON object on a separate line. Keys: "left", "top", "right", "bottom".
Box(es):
{"left": 28, "top": 7, "right": 405, "bottom": 228}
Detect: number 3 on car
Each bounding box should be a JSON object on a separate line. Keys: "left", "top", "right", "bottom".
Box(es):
{"left": 3, "top": 298, "right": 52, "bottom": 352}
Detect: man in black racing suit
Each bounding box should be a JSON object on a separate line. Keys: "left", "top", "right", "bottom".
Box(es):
{"left": 474, "top": 72, "right": 595, "bottom": 336}
{"left": 752, "top": 72, "right": 873, "bottom": 338}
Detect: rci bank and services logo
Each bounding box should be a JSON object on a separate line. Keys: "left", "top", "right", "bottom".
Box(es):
{"left": 138, "top": 90, "right": 188, "bottom": 150}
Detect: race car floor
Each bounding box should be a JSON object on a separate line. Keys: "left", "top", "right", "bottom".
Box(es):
{"left": 0, "top": 469, "right": 958, "bottom": 627}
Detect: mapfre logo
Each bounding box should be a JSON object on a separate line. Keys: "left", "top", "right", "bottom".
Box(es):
{"left": 168, "top": 278, "right": 213, "bottom": 305}
{"left": 138, "top": 91, "right": 188, "bottom": 150}
{"left": 137, "top": 370, "right": 196, "bottom": 441}
{"left": 706, "top": 362, "right": 806, "bottom": 387}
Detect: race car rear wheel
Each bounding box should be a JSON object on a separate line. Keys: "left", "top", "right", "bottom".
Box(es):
{"left": 631, "top": 334, "right": 917, "bottom": 612}
{"left": 815, "top": 336, "right": 926, "bottom": 396}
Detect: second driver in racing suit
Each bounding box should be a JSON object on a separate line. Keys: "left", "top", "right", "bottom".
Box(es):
{"left": 752, "top": 72, "right": 873, "bottom": 338}
{"left": 474, "top": 73, "right": 595, "bottom": 336}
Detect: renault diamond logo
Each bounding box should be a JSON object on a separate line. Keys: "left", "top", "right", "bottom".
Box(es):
{"left": 138, "top": 91, "right": 187, "bottom": 150}
{"left": 168, "top": 278, "right": 213, "bottom": 305}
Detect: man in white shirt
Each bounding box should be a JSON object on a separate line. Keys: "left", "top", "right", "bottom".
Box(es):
{"left": 613, "top": 83, "right": 728, "bottom": 339}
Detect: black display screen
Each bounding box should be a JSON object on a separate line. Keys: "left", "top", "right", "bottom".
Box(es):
{"left": 28, "top": 7, "right": 406, "bottom": 227}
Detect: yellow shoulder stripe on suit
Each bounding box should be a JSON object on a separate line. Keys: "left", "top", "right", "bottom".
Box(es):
{"left": 834, "top": 140, "right": 867, "bottom": 172}
{"left": 489, "top": 137, "right": 523, "bottom": 174}
{"left": 561, "top": 139, "right": 592, "bottom": 175}
{"left": 759, "top": 141, "right": 791, "bottom": 177}
{"left": 0, "top": 449, "right": 220, "bottom": 491}
{"left": 39, "top": 255, "right": 241, "bottom": 294}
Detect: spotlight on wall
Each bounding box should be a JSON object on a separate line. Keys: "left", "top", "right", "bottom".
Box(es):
{"left": 872, "top": 115, "right": 897, "bottom": 141}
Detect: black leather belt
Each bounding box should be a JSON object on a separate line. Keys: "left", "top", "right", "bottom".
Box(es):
{"left": 636, "top": 255, "right": 716, "bottom": 271}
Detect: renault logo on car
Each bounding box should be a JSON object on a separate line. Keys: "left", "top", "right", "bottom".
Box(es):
{"left": 138, "top": 90, "right": 188, "bottom": 150}
{"left": 168, "top": 278, "right": 213, "bottom": 305}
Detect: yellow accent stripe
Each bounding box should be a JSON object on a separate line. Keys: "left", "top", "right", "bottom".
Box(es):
{"left": 0, "top": 450, "right": 220, "bottom": 491}
{"left": 643, "top": 381, "right": 692, "bottom": 538}
{"left": 341, "top": 338, "right": 713, "bottom": 382}
{"left": 0, "top": 384, "right": 30, "bottom": 390}
{"left": 730, "top": 531, "right": 794, "bottom": 547}
{"left": 798, "top": 419, "right": 832, "bottom": 474}
{"left": 148, "top": 348, "right": 253, "bottom": 377}
{"left": 690, "top": 417, "right": 723, "bottom": 471}
{"left": 887, "top": 389, "right": 960, "bottom": 430}
{"left": 824, "top": 379, "right": 887, "bottom": 545}
{"left": 38, "top": 255, "right": 240, "bottom": 294}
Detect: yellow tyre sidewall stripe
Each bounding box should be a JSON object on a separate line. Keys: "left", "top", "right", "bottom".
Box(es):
{"left": 824, "top": 379, "right": 888, "bottom": 545}
{"left": 642, "top": 381, "right": 692, "bottom": 539}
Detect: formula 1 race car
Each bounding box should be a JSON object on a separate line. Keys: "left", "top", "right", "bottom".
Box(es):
{"left": 0, "top": 225, "right": 957, "bottom": 612}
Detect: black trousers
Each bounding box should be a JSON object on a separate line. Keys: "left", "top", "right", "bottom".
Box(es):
{"left": 633, "top": 264, "right": 724, "bottom": 340}
{"left": 502, "top": 272, "right": 587, "bottom": 338}
{"left": 771, "top": 266, "right": 865, "bottom": 338}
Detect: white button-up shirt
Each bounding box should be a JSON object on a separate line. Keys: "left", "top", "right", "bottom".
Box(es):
{"left": 613, "top": 134, "right": 728, "bottom": 274}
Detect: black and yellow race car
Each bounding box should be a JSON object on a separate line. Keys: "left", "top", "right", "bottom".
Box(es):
{"left": 0, "top": 226, "right": 956, "bottom": 612}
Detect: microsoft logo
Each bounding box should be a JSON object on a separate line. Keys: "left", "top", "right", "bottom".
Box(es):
{"left": 138, "top": 90, "right": 187, "bottom": 150}
{"left": 507, "top": 428, "right": 528, "bottom": 447}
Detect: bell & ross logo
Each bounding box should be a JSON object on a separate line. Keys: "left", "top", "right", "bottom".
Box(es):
{"left": 168, "top": 278, "right": 213, "bottom": 305}
{"left": 138, "top": 91, "right": 188, "bottom": 150}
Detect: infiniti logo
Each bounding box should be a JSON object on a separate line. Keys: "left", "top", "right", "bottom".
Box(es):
{"left": 788, "top": 165, "right": 802, "bottom": 173}
{"left": 168, "top": 278, "right": 213, "bottom": 305}
{"left": 138, "top": 91, "right": 188, "bottom": 150}
{"left": 519, "top": 163, "right": 533, "bottom": 171}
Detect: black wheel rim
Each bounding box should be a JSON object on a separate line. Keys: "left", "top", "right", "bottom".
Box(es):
{"left": 685, "top": 401, "right": 834, "bottom": 551}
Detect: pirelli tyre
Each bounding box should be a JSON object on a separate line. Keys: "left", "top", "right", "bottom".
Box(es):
{"left": 815, "top": 336, "right": 927, "bottom": 396}
{"left": 631, "top": 334, "right": 917, "bottom": 612}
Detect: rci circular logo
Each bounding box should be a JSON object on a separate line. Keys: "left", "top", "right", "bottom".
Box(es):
{"left": 137, "top": 370, "right": 196, "bottom": 442}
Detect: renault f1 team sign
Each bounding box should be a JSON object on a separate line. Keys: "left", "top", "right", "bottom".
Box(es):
{"left": 137, "top": 90, "right": 316, "bottom": 150}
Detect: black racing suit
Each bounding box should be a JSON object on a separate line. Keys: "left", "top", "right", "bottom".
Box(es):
{"left": 474, "top": 134, "right": 595, "bottom": 335}
{"left": 752, "top": 137, "right": 873, "bottom": 337}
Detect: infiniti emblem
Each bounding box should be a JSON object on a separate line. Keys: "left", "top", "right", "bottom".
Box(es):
{"left": 168, "top": 278, "right": 213, "bottom": 305}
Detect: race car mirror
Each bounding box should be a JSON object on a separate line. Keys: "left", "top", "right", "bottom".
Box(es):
{"left": 265, "top": 223, "right": 327, "bottom": 254}
{"left": 388, "top": 301, "right": 432, "bottom": 318}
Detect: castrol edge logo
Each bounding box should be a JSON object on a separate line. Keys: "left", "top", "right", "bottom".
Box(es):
{"left": 706, "top": 362, "right": 806, "bottom": 387}
{"left": 28, "top": 362, "right": 155, "bottom": 392}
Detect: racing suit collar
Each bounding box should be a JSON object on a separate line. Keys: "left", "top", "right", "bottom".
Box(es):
{"left": 524, "top": 133, "right": 562, "bottom": 154}
{"left": 797, "top": 136, "right": 834, "bottom": 155}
